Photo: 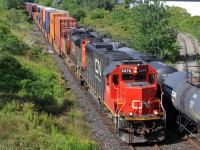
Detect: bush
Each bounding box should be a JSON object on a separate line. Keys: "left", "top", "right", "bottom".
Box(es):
{"left": 72, "top": 9, "right": 86, "bottom": 21}
{"left": 0, "top": 52, "right": 31, "bottom": 94}
{"left": 6, "top": 9, "right": 28, "bottom": 24}
{"left": 90, "top": 9, "right": 107, "bottom": 20}
{"left": 0, "top": 101, "right": 97, "bottom": 150}
{"left": 0, "top": 24, "right": 29, "bottom": 55}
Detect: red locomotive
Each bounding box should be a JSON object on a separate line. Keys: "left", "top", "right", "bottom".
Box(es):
{"left": 25, "top": 2, "right": 166, "bottom": 143}
{"left": 62, "top": 29, "right": 166, "bottom": 142}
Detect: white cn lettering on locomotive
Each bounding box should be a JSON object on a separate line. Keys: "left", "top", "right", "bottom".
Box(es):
{"left": 95, "top": 58, "right": 102, "bottom": 76}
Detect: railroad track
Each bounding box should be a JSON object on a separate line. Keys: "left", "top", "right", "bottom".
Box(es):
{"left": 177, "top": 32, "right": 199, "bottom": 74}
{"left": 185, "top": 135, "right": 200, "bottom": 150}
{"left": 152, "top": 144, "right": 162, "bottom": 150}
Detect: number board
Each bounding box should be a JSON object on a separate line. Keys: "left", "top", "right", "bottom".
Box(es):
{"left": 121, "top": 68, "right": 132, "bottom": 73}
{"left": 138, "top": 68, "right": 147, "bottom": 73}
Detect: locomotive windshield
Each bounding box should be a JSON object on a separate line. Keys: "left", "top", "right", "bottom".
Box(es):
{"left": 122, "top": 74, "right": 146, "bottom": 81}
{"left": 122, "top": 74, "right": 134, "bottom": 80}
{"left": 135, "top": 74, "right": 146, "bottom": 80}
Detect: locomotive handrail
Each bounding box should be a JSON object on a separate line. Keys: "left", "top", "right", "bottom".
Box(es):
{"left": 158, "top": 82, "right": 166, "bottom": 125}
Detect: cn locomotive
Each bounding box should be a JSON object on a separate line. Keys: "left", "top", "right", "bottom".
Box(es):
{"left": 26, "top": 0, "right": 200, "bottom": 143}
{"left": 25, "top": 2, "right": 168, "bottom": 143}
{"left": 25, "top": 1, "right": 200, "bottom": 142}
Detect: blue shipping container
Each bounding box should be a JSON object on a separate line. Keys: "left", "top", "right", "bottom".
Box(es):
{"left": 46, "top": 24, "right": 50, "bottom": 33}
{"left": 45, "top": 10, "right": 56, "bottom": 33}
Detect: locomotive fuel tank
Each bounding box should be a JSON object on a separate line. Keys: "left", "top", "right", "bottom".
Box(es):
{"left": 163, "top": 71, "right": 200, "bottom": 125}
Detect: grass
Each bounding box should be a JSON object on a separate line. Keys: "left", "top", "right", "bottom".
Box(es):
{"left": 0, "top": 101, "right": 96, "bottom": 150}
{"left": 0, "top": 9, "right": 97, "bottom": 150}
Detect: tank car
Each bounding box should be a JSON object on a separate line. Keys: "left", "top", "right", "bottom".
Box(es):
{"left": 148, "top": 61, "right": 178, "bottom": 86}
{"left": 163, "top": 71, "right": 200, "bottom": 134}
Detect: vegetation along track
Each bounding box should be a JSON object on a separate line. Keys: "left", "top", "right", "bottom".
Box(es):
{"left": 177, "top": 32, "right": 199, "bottom": 74}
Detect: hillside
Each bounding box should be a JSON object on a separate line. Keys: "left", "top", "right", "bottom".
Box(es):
{"left": 0, "top": 1, "right": 96, "bottom": 149}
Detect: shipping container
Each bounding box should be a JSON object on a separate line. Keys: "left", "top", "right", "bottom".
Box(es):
{"left": 25, "top": 3, "right": 30, "bottom": 13}
{"left": 45, "top": 10, "right": 56, "bottom": 33}
{"left": 42, "top": 8, "right": 54, "bottom": 30}
{"left": 37, "top": 5, "right": 46, "bottom": 26}
{"left": 37, "top": 6, "right": 40, "bottom": 13}
{"left": 36, "top": 14, "right": 41, "bottom": 24}
{"left": 29, "top": 4, "right": 37, "bottom": 17}
{"left": 43, "top": 8, "right": 53, "bottom": 23}
{"left": 28, "top": 3, "right": 32, "bottom": 16}
{"left": 33, "top": 12, "right": 40, "bottom": 22}
{"left": 50, "top": 13, "right": 68, "bottom": 41}
{"left": 55, "top": 17, "right": 76, "bottom": 48}
{"left": 54, "top": 9, "right": 70, "bottom": 16}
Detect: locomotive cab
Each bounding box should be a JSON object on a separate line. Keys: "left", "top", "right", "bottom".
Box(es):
{"left": 104, "top": 60, "right": 166, "bottom": 143}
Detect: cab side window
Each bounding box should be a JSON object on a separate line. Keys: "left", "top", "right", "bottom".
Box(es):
{"left": 113, "top": 74, "right": 118, "bottom": 85}
{"left": 149, "top": 74, "right": 155, "bottom": 84}
{"left": 106, "top": 75, "right": 109, "bottom": 85}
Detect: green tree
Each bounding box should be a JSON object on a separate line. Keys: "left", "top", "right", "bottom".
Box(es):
{"left": 123, "top": 0, "right": 132, "bottom": 8}
{"left": 0, "top": 0, "right": 8, "bottom": 10}
{"left": 131, "top": 0, "right": 177, "bottom": 61}
{"left": 36, "top": 0, "right": 53, "bottom": 7}
{"left": 0, "top": 0, "right": 25, "bottom": 10}
{"left": 167, "top": 6, "right": 191, "bottom": 29}
{"left": 0, "top": 24, "right": 28, "bottom": 55}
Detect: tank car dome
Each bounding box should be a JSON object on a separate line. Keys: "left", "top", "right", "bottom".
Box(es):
{"left": 149, "top": 61, "right": 178, "bottom": 85}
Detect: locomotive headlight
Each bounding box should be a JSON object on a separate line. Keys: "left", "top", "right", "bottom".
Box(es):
{"left": 129, "top": 112, "right": 133, "bottom": 116}
{"left": 153, "top": 110, "right": 159, "bottom": 115}
{"left": 133, "top": 67, "right": 137, "bottom": 73}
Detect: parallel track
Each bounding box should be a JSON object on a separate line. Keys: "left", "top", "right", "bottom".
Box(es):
{"left": 177, "top": 32, "right": 199, "bottom": 73}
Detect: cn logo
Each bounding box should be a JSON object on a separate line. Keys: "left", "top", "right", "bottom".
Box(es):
{"left": 95, "top": 58, "right": 101, "bottom": 76}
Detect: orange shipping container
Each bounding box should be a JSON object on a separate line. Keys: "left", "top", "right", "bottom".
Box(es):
{"left": 40, "top": 9, "right": 44, "bottom": 25}
{"left": 42, "top": 9, "right": 46, "bottom": 23}
{"left": 33, "top": 12, "right": 40, "bottom": 22}
{"left": 61, "top": 29, "right": 70, "bottom": 56}
{"left": 55, "top": 17, "right": 76, "bottom": 48}
{"left": 50, "top": 13, "right": 68, "bottom": 41}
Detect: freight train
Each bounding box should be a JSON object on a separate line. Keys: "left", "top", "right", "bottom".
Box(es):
{"left": 25, "top": 2, "right": 200, "bottom": 143}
